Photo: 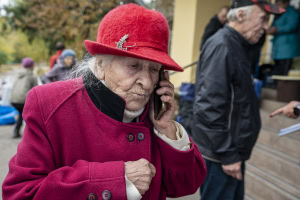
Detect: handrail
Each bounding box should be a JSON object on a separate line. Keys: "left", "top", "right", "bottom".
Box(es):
{"left": 169, "top": 61, "right": 198, "bottom": 75}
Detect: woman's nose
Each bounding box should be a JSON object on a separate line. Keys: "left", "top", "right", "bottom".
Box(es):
{"left": 137, "top": 69, "right": 154, "bottom": 90}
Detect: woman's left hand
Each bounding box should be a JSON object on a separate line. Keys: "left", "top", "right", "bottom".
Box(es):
{"left": 150, "top": 71, "right": 177, "bottom": 140}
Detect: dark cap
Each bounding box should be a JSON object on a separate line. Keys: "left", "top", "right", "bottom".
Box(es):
{"left": 231, "top": 0, "right": 285, "bottom": 14}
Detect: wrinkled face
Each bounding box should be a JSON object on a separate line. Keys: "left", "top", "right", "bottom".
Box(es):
{"left": 64, "top": 56, "right": 75, "bottom": 67}
{"left": 98, "top": 56, "right": 162, "bottom": 111}
{"left": 243, "top": 5, "right": 269, "bottom": 44}
{"left": 218, "top": 8, "right": 229, "bottom": 24}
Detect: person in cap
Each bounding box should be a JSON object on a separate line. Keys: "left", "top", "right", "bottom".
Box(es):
{"left": 41, "top": 49, "right": 77, "bottom": 84}
{"left": 192, "top": 0, "right": 284, "bottom": 199}
{"left": 10, "top": 57, "right": 38, "bottom": 138}
{"left": 268, "top": 0, "right": 300, "bottom": 76}
{"left": 49, "top": 42, "right": 65, "bottom": 69}
{"left": 2, "top": 4, "right": 207, "bottom": 200}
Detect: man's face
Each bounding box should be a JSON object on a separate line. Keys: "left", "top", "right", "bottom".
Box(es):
{"left": 218, "top": 8, "right": 228, "bottom": 24}
{"left": 243, "top": 5, "right": 269, "bottom": 44}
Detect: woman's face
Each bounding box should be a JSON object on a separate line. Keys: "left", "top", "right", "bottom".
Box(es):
{"left": 98, "top": 56, "right": 162, "bottom": 111}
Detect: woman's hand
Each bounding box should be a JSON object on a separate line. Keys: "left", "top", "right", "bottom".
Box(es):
{"left": 124, "top": 159, "right": 156, "bottom": 195}
{"left": 150, "top": 71, "right": 177, "bottom": 140}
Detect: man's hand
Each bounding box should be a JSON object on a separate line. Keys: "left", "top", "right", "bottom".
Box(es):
{"left": 222, "top": 161, "right": 242, "bottom": 181}
{"left": 270, "top": 101, "right": 299, "bottom": 119}
{"left": 124, "top": 158, "right": 156, "bottom": 195}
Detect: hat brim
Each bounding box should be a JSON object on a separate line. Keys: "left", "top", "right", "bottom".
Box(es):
{"left": 252, "top": 0, "right": 286, "bottom": 14}
{"left": 85, "top": 40, "right": 183, "bottom": 72}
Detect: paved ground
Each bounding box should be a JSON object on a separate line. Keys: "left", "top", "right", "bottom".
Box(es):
{"left": 0, "top": 125, "right": 22, "bottom": 200}
{"left": 0, "top": 123, "right": 200, "bottom": 200}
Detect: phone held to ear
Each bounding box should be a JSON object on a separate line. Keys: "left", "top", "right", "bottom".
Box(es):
{"left": 154, "top": 68, "right": 165, "bottom": 120}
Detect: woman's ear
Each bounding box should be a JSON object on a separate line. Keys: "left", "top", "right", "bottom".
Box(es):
{"left": 95, "top": 58, "right": 105, "bottom": 80}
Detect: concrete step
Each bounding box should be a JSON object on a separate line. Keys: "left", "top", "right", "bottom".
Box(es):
{"left": 248, "top": 143, "right": 300, "bottom": 190}
{"left": 245, "top": 164, "right": 300, "bottom": 200}
{"left": 260, "top": 99, "right": 286, "bottom": 113}
{"left": 244, "top": 194, "right": 255, "bottom": 200}
{"left": 260, "top": 109, "right": 300, "bottom": 141}
{"left": 257, "top": 128, "right": 300, "bottom": 160}
{"left": 261, "top": 88, "right": 277, "bottom": 101}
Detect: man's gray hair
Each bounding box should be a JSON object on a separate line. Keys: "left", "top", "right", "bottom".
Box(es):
{"left": 68, "top": 54, "right": 115, "bottom": 87}
{"left": 227, "top": 5, "right": 253, "bottom": 22}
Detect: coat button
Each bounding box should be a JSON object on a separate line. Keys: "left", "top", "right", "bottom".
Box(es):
{"left": 127, "top": 133, "right": 135, "bottom": 142}
{"left": 101, "top": 190, "right": 111, "bottom": 200}
{"left": 87, "top": 193, "right": 97, "bottom": 200}
{"left": 137, "top": 132, "right": 145, "bottom": 141}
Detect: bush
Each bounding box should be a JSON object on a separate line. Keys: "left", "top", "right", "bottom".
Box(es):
{"left": 0, "top": 51, "right": 8, "bottom": 65}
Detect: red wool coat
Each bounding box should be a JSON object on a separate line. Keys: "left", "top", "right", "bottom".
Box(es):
{"left": 2, "top": 78, "right": 207, "bottom": 200}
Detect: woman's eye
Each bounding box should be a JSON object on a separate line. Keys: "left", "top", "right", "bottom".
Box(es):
{"left": 130, "top": 64, "right": 138, "bottom": 69}
{"left": 151, "top": 67, "right": 159, "bottom": 72}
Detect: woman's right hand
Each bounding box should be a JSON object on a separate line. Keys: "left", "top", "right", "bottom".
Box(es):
{"left": 124, "top": 158, "right": 156, "bottom": 195}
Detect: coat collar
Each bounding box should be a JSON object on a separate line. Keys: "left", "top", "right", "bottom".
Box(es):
{"left": 82, "top": 70, "right": 149, "bottom": 123}
{"left": 224, "top": 25, "right": 251, "bottom": 48}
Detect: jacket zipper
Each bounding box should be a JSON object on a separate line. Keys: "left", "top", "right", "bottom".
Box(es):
{"left": 228, "top": 84, "right": 234, "bottom": 129}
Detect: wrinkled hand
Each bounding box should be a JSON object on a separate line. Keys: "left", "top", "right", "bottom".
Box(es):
{"left": 270, "top": 101, "right": 299, "bottom": 119}
{"left": 124, "top": 158, "right": 156, "bottom": 195}
{"left": 222, "top": 161, "right": 243, "bottom": 181}
{"left": 150, "top": 71, "right": 177, "bottom": 140}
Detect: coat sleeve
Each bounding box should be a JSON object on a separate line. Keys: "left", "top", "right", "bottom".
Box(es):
{"left": 193, "top": 44, "right": 241, "bottom": 165}
{"left": 200, "top": 17, "right": 220, "bottom": 50}
{"left": 156, "top": 136, "right": 207, "bottom": 198}
{"left": 274, "top": 9, "right": 300, "bottom": 34}
{"left": 2, "top": 89, "right": 127, "bottom": 200}
{"left": 41, "top": 65, "right": 59, "bottom": 84}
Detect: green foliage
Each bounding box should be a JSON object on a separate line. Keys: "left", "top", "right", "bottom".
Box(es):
{"left": 3, "top": 0, "right": 123, "bottom": 58}
{"left": 0, "top": 50, "right": 8, "bottom": 65}
{"left": 0, "top": 17, "right": 49, "bottom": 63}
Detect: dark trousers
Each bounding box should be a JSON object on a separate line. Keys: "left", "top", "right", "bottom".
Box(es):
{"left": 11, "top": 103, "right": 24, "bottom": 132}
{"left": 274, "top": 59, "right": 293, "bottom": 76}
{"left": 200, "top": 159, "right": 245, "bottom": 200}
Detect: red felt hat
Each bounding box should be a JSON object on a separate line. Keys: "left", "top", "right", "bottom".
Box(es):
{"left": 84, "top": 3, "right": 183, "bottom": 72}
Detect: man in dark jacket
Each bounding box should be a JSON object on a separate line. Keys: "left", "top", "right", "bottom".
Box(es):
{"left": 192, "top": 0, "right": 285, "bottom": 199}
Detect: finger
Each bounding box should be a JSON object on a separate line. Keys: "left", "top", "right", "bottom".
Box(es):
{"left": 157, "top": 99, "right": 176, "bottom": 122}
{"left": 156, "top": 87, "right": 174, "bottom": 97}
{"left": 139, "top": 158, "right": 149, "bottom": 165}
{"left": 270, "top": 108, "right": 283, "bottom": 118}
{"left": 159, "top": 79, "right": 174, "bottom": 89}
{"left": 223, "top": 169, "right": 233, "bottom": 177}
{"left": 149, "top": 164, "right": 156, "bottom": 177}
{"left": 236, "top": 170, "right": 243, "bottom": 181}
{"left": 160, "top": 95, "right": 175, "bottom": 104}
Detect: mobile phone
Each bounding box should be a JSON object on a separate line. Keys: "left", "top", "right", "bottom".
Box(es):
{"left": 154, "top": 68, "right": 165, "bottom": 120}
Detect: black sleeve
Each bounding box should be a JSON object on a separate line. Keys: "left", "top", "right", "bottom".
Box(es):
{"left": 200, "top": 17, "right": 222, "bottom": 50}
{"left": 193, "top": 44, "right": 240, "bottom": 164}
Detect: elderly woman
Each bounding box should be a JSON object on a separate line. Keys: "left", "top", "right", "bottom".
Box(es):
{"left": 2, "top": 4, "right": 206, "bottom": 200}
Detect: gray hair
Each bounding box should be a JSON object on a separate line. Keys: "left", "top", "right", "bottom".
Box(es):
{"left": 227, "top": 5, "right": 253, "bottom": 22}
{"left": 68, "top": 54, "right": 115, "bottom": 87}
